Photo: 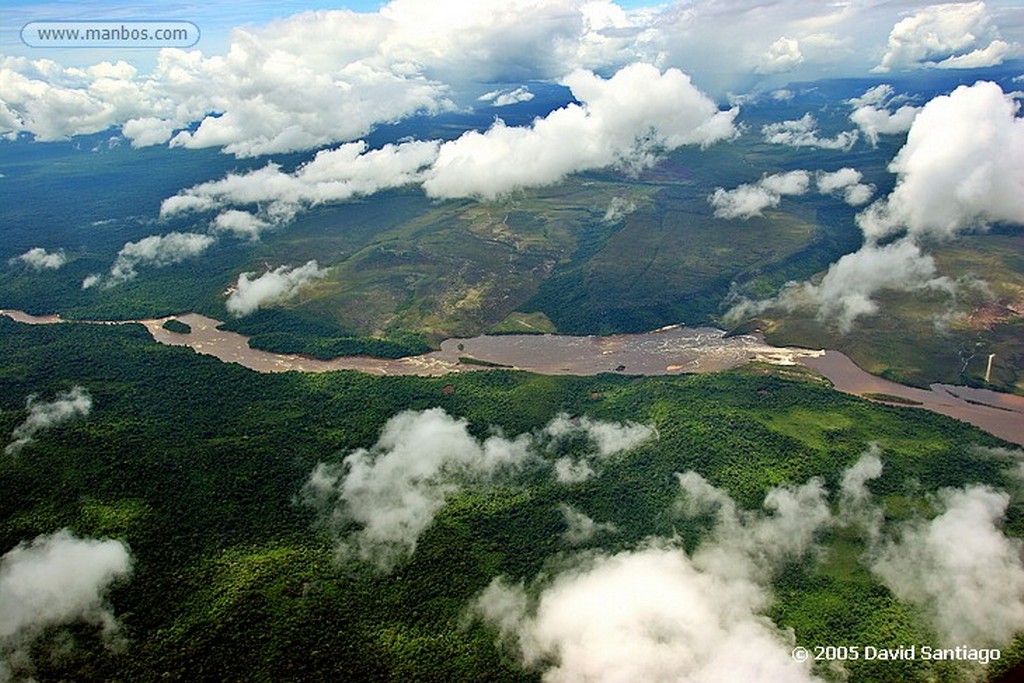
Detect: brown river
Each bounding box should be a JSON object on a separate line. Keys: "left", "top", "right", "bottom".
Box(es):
{"left": 3, "top": 309, "right": 1022, "bottom": 446}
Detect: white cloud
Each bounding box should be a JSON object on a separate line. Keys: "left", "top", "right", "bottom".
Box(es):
{"left": 935, "top": 38, "right": 1016, "bottom": 68}
{"left": 849, "top": 87, "right": 920, "bottom": 146}
{"left": 871, "top": 485, "right": 1024, "bottom": 647}
{"left": 762, "top": 114, "right": 858, "bottom": 150}
{"left": 5, "top": 386, "right": 92, "bottom": 456}
{"left": 740, "top": 238, "right": 952, "bottom": 333}
{"left": 0, "top": 529, "right": 132, "bottom": 677}
{"left": 559, "top": 504, "right": 617, "bottom": 545}
{"left": 730, "top": 81, "right": 1023, "bottom": 332}
{"left": 301, "top": 408, "right": 534, "bottom": 571}
{"left": 475, "top": 545, "right": 820, "bottom": 683}
{"left": 476, "top": 450, "right": 1024, "bottom": 681}
{"left": 301, "top": 409, "right": 653, "bottom": 571}
{"left": 211, "top": 210, "right": 273, "bottom": 240}
{"left": 101, "top": 232, "right": 215, "bottom": 286}
{"left": 422, "top": 63, "right": 738, "bottom": 199}
{"left": 816, "top": 168, "right": 875, "bottom": 206}
{"left": 875, "top": 2, "right": 1017, "bottom": 72}
{"left": 602, "top": 196, "right": 637, "bottom": 223}
{"left": 544, "top": 413, "right": 655, "bottom": 484}
{"left": 838, "top": 446, "right": 886, "bottom": 543}
{"left": 225, "top": 260, "right": 328, "bottom": 317}
{"left": 709, "top": 170, "right": 811, "bottom": 220}
{"left": 544, "top": 413, "right": 654, "bottom": 458}
{"left": 3, "top": 0, "right": 1024, "bottom": 153}
{"left": 857, "top": 81, "right": 1024, "bottom": 244}
{"left": 161, "top": 140, "right": 441, "bottom": 227}
{"left": 756, "top": 37, "right": 805, "bottom": 75}
{"left": 8, "top": 247, "right": 66, "bottom": 271}
{"left": 478, "top": 86, "right": 535, "bottom": 107}
{"left": 162, "top": 63, "right": 736, "bottom": 218}
{"left": 474, "top": 470, "right": 834, "bottom": 683}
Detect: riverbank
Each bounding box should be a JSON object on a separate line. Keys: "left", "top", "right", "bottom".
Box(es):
{"left": 3, "top": 308, "right": 1021, "bottom": 445}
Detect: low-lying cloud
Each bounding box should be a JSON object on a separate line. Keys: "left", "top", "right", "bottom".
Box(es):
{"left": 848, "top": 84, "right": 919, "bottom": 146}
{"left": 474, "top": 469, "right": 836, "bottom": 683}
{"left": 85, "top": 232, "right": 216, "bottom": 288}
{"left": 8, "top": 248, "right": 66, "bottom": 271}
{"left": 478, "top": 86, "right": 534, "bottom": 107}
{"left": 559, "top": 504, "right": 617, "bottom": 545}
{"left": 857, "top": 80, "right": 1024, "bottom": 244}
{"left": 730, "top": 237, "right": 951, "bottom": 333}
{"left": 708, "top": 170, "right": 811, "bottom": 219}
{"left": 761, "top": 114, "right": 858, "bottom": 150}
{"left": 473, "top": 446, "right": 1024, "bottom": 681}
{"left": 301, "top": 408, "right": 654, "bottom": 571}
{"left": 0, "top": 529, "right": 132, "bottom": 680}
{"left": 729, "top": 80, "right": 1023, "bottom": 332}
{"left": 871, "top": 485, "right": 1024, "bottom": 647}
{"left": 161, "top": 63, "right": 737, "bottom": 230}
{"left": 160, "top": 140, "right": 441, "bottom": 230}
{"left": 5, "top": 386, "right": 92, "bottom": 456}
{"left": 225, "top": 260, "right": 328, "bottom": 317}
{"left": 816, "top": 168, "right": 875, "bottom": 207}
{"left": 423, "top": 64, "right": 737, "bottom": 199}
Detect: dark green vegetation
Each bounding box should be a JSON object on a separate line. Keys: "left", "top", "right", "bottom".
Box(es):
{"left": 219, "top": 309, "right": 430, "bottom": 359}
{"left": 1, "top": 318, "right": 1021, "bottom": 681}
{"left": 161, "top": 318, "right": 191, "bottom": 334}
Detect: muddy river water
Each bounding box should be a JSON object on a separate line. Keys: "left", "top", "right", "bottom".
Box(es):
{"left": 3, "top": 309, "right": 1022, "bottom": 446}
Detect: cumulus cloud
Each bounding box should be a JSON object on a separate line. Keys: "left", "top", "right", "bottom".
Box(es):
{"left": 225, "top": 260, "right": 328, "bottom": 317}
{"left": 95, "top": 232, "right": 215, "bottom": 287}
{"left": 211, "top": 210, "right": 273, "bottom": 240}
{"left": 478, "top": 86, "right": 535, "bottom": 107}
{"left": 475, "top": 448, "right": 1024, "bottom": 681}
{"left": 161, "top": 140, "right": 441, "bottom": 228}
{"left": 755, "top": 37, "right": 805, "bottom": 75}
{"left": 475, "top": 545, "right": 820, "bottom": 683}
{"left": 709, "top": 170, "right": 811, "bottom": 219}
{"left": 870, "top": 485, "right": 1024, "bottom": 647}
{"left": 761, "top": 114, "right": 858, "bottom": 150}
{"left": 857, "top": 81, "right": 1024, "bottom": 243}
{"left": 301, "top": 408, "right": 533, "bottom": 570}
{"left": 544, "top": 413, "right": 656, "bottom": 484}
{"left": 0, "top": 22, "right": 451, "bottom": 156}
{"left": 848, "top": 84, "right": 919, "bottom": 146}
{"left": 731, "top": 238, "right": 951, "bottom": 333}
{"left": 301, "top": 409, "right": 653, "bottom": 570}
{"left": 162, "top": 63, "right": 735, "bottom": 221}
{"left": 816, "top": 168, "right": 875, "bottom": 206}
{"left": 0, "top": 529, "right": 132, "bottom": 679}
{"left": 730, "top": 81, "right": 1023, "bottom": 332}
{"left": 474, "top": 470, "right": 834, "bottom": 683}
{"left": 874, "top": 2, "right": 1018, "bottom": 72}
{"left": 5, "top": 386, "right": 92, "bottom": 456}
{"left": 422, "top": 63, "right": 737, "bottom": 199}
{"left": 8, "top": 247, "right": 66, "bottom": 271}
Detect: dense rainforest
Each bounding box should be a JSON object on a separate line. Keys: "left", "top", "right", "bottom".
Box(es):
{"left": 0, "top": 317, "right": 1020, "bottom": 682}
